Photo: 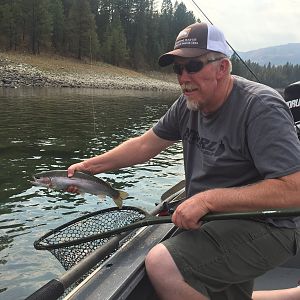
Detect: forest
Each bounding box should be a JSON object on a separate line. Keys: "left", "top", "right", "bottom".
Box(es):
{"left": 0, "top": 0, "right": 299, "bottom": 88}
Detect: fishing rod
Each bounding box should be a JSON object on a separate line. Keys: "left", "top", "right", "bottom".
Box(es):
{"left": 189, "top": 0, "right": 261, "bottom": 83}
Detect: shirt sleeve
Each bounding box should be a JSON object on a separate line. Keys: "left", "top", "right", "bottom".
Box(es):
{"left": 247, "top": 98, "right": 300, "bottom": 179}
{"left": 152, "top": 96, "right": 184, "bottom": 141}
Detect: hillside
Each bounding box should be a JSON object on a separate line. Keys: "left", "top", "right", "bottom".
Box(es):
{"left": 239, "top": 43, "right": 300, "bottom": 66}
{"left": 0, "top": 52, "right": 179, "bottom": 91}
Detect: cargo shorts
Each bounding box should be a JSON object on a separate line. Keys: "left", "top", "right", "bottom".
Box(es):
{"left": 162, "top": 219, "right": 299, "bottom": 300}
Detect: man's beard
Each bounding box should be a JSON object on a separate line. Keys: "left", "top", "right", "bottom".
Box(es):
{"left": 181, "top": 83, "right": 203, "bottom": 111}
{"left": 186, "top": 96, "right": 203, "bottom": 111}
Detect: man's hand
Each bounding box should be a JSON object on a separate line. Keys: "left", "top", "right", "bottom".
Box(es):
{"left": 172, "top": 194, "right": 210, "bottom": 229}
{"left": 67, "top": 162, "right": 89, "bottom": 177}
{"left": 66, "top": 162, "right": 90, "bottom": 193}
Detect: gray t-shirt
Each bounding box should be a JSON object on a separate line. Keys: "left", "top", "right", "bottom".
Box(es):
{"left": 153, "top": 76, "right": 300, "bottom": 228}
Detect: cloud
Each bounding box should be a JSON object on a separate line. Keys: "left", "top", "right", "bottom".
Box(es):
{"left": 182, "top": 0, "right": 300, "bottom": 51}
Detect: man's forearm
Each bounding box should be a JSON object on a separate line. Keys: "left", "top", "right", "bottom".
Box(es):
{"left": 82, "top": 138, "right": 154, "bottom": 173}
{"left": 203, "top": 171, "right": 300, "bottom": 213}
{"left": 82, "top": 129, "right": 174, "bottom": 174}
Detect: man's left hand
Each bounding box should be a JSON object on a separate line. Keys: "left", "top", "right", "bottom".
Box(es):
{"left": 172, "top": 194, "right": 210, "bottom": 229}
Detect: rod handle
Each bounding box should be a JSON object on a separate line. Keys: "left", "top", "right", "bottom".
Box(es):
{"left": 24, "top": 279, "right": 64, "bottom": 300}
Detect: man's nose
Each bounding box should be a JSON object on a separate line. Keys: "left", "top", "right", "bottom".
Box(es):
{"left": 178, "top": 69, "right": 191, "bottom": 83}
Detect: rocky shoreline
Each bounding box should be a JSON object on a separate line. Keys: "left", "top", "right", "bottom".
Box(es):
{"left": 0, "top": 54, "right": 180, "bottom": 91}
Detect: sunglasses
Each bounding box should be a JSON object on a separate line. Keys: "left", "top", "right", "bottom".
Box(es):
{"left": 173, "top": 57, "right": 224, "bottom": 75}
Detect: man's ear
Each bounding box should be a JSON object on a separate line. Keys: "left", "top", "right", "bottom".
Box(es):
{"left": 216, "top": 59, "right": 230, "bottom": 79}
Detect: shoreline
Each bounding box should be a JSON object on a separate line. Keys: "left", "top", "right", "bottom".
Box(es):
{"left": 0, "top": 52, "right": 180, "bottom": 91}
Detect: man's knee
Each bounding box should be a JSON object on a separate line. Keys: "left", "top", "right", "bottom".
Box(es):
{"left": 146, "top": 243, "right": 208, "bottom": 300}
{"left": 145, "top": 243, "right": 166, "bottom": 274}
{"left": 145, "top": 244, "right": 178, "bottom": 275}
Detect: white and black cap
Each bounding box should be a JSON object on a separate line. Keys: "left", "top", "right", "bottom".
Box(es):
{"left": 158, "top": 22, "right": 231, "bottom": 67}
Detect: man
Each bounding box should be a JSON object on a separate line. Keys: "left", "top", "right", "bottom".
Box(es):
{"left": 68, "top": 22, "right": 300, "bottom": 299}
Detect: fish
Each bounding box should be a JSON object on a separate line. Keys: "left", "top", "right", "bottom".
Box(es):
{"left": 31, "top": 170, "right": 128, "bottom": 208}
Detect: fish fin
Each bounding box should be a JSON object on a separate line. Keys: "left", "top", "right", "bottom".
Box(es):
{"left": 118, "top": 191, "right": 129, "bottom": 200}
{"left": 112, "top": 191, "right": 129, "bottom": 209}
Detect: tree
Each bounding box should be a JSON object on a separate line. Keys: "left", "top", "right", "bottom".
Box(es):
{"left": 231, "top": 53, "right": 244, "bottom": 77}
{"left": 65, "top": 0, "right": 99, "bottom": 60}
{"left": 96, "top": 0, "right": 113, "bottom": 42}
{"left": 25, "top": 0, "right": 52, "bottom": 54}
{"left": 101, "top": 12, "right": 129, "bottom": 66}
{"left": 159, "top": 0, "right": 174, "bottom": 53}
{"left": 172, "top": 2, "right": 195, "bottom": 37}
{"left": 0, "top": 0, "right": 23, "bottom": 50}
{"left": 130, "top": 0, "right": 151, "bottom": 69}
{"left": 144, "top": 2, "right": 162, "bottom": 68}
{"left": 49, "top": 0, "right": 64, "bottom": 52}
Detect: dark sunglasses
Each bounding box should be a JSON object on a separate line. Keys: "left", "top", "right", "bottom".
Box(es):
{"left": 173, "top": 57, "right": 224, "bottom": 75}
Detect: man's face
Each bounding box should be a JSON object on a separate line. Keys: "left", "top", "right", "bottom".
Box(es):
{"left": 173, "top": 56, "right": 223, "bottom": 112}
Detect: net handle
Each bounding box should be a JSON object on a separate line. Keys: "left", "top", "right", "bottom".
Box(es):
{"left": 35, "top": 206, "right": 300, "bottom": 250}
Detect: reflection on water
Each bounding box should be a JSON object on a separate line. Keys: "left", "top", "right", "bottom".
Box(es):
{"left": 0, "top": 87, "right": 184, "bottom": 299}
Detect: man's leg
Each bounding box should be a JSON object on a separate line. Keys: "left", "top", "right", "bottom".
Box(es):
{"left": 145, "top": 220, "right": 296, "bottom": 300}
{"left": 145, "top": 243, "right": 208, "bottom": 300}
{"left": 252, "top": 287, "right": 300, "bottom": 300}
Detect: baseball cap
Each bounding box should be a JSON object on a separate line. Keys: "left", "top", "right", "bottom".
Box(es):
{"left": 158, "top": 22, "right": 231, "bottom": 67}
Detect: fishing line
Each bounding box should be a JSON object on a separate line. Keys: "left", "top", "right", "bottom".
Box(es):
{"left": 91, "top": 92, "right": 97, "bottom": 137}
{"left": 189, "top": 0, "right": 261, "bottom": 82}
{"left": 90, "top": 34, "right": 97, "bottom": 138}
{"left": 90, "top": 62, "right": 97, "bottom": 138}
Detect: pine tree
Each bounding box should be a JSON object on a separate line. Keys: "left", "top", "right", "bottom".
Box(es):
{"left": 145, "top": 2, "right": 162, "bottom": 68}
{"left": 131, "top": 0, "right": 150, "bottom": 69}
{"left": 96, "top": 0, "right": 113, "bottom": 42}
{"left": 65, "top": 0, "right": 99, "bottom": 60}
{"left": 172, "top": 2, "right": 195, "bottom": 37}
{"left": 111, "top": 12, "right": 129, "bottom": 66}
{"left": 49, "top": 0, "right": 64, "bottom": 53}
{"left": 159, "top": 0, "right": 174, "bottom": 53}
{"left": 0, "top": 0, "right": 23, "bottom": 50}
{"left": 24, "top": 0, "right": 53, "bottom": 54}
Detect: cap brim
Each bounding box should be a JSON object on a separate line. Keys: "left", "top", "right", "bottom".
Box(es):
{"left": 158, "top": 48, "right": 210, "bottom": 67}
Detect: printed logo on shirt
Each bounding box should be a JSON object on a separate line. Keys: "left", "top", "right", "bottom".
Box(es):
{"left": 286, "top": 98, "right": 300, "bottom": 109}
{"left": 183, "top": 128, "right": 225, "bottom": 157}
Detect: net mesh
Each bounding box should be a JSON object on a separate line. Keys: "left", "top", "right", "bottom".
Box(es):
{"left": 36, "top": 207, "right": 146, "bottom": 270}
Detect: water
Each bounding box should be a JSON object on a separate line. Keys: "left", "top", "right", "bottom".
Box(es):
{"left": 0, "top": 87, "right": 184, "bottom": 300}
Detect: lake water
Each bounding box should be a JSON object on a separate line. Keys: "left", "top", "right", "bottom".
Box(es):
{"left": 0, "top": 87, "right": 184, "bottom": 300}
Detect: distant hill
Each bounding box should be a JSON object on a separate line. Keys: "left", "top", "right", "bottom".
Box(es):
{"left": 238, "top": 43, "right": 300, "bottom": 66}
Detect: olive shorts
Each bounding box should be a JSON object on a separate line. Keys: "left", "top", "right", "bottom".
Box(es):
{"left": 162, "top": 220, "right": 299, "bottom": 300}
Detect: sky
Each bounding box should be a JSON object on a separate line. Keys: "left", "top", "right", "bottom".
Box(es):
{"left": 162, "top": 0, "right": 300, "bottom": 52}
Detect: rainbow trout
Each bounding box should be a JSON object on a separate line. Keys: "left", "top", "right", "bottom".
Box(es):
{"left": 31, "top": 170, "right": 128, "bottom": 208}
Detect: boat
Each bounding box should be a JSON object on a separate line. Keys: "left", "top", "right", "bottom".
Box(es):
{"left": 26, "top": 81, "right": 300, "bottom": 300}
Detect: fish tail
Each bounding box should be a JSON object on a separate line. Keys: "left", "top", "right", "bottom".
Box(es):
{"left": 113, "top": 190, "right": 129, "bottom": 209}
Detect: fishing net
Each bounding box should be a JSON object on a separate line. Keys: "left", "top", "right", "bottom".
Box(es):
{"left": 34, "top": 206, "right": 146, "bottom": 270}
{"left": 34, "top": 186, "right": 186, "bottom": 271}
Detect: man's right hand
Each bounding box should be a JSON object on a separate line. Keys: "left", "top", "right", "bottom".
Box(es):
{"left": 67, "top": 162, "right": 88, "bottom": 177}
{"left": 66, "top": 162, "right": 89, "bottom": 194}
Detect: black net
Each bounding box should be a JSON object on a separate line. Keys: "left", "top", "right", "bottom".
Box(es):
{"left": 35, "top": 207, "right": 146, "bottom": 270}
{"left": 49, "top": 240, "right": 108, "bottom": 271}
